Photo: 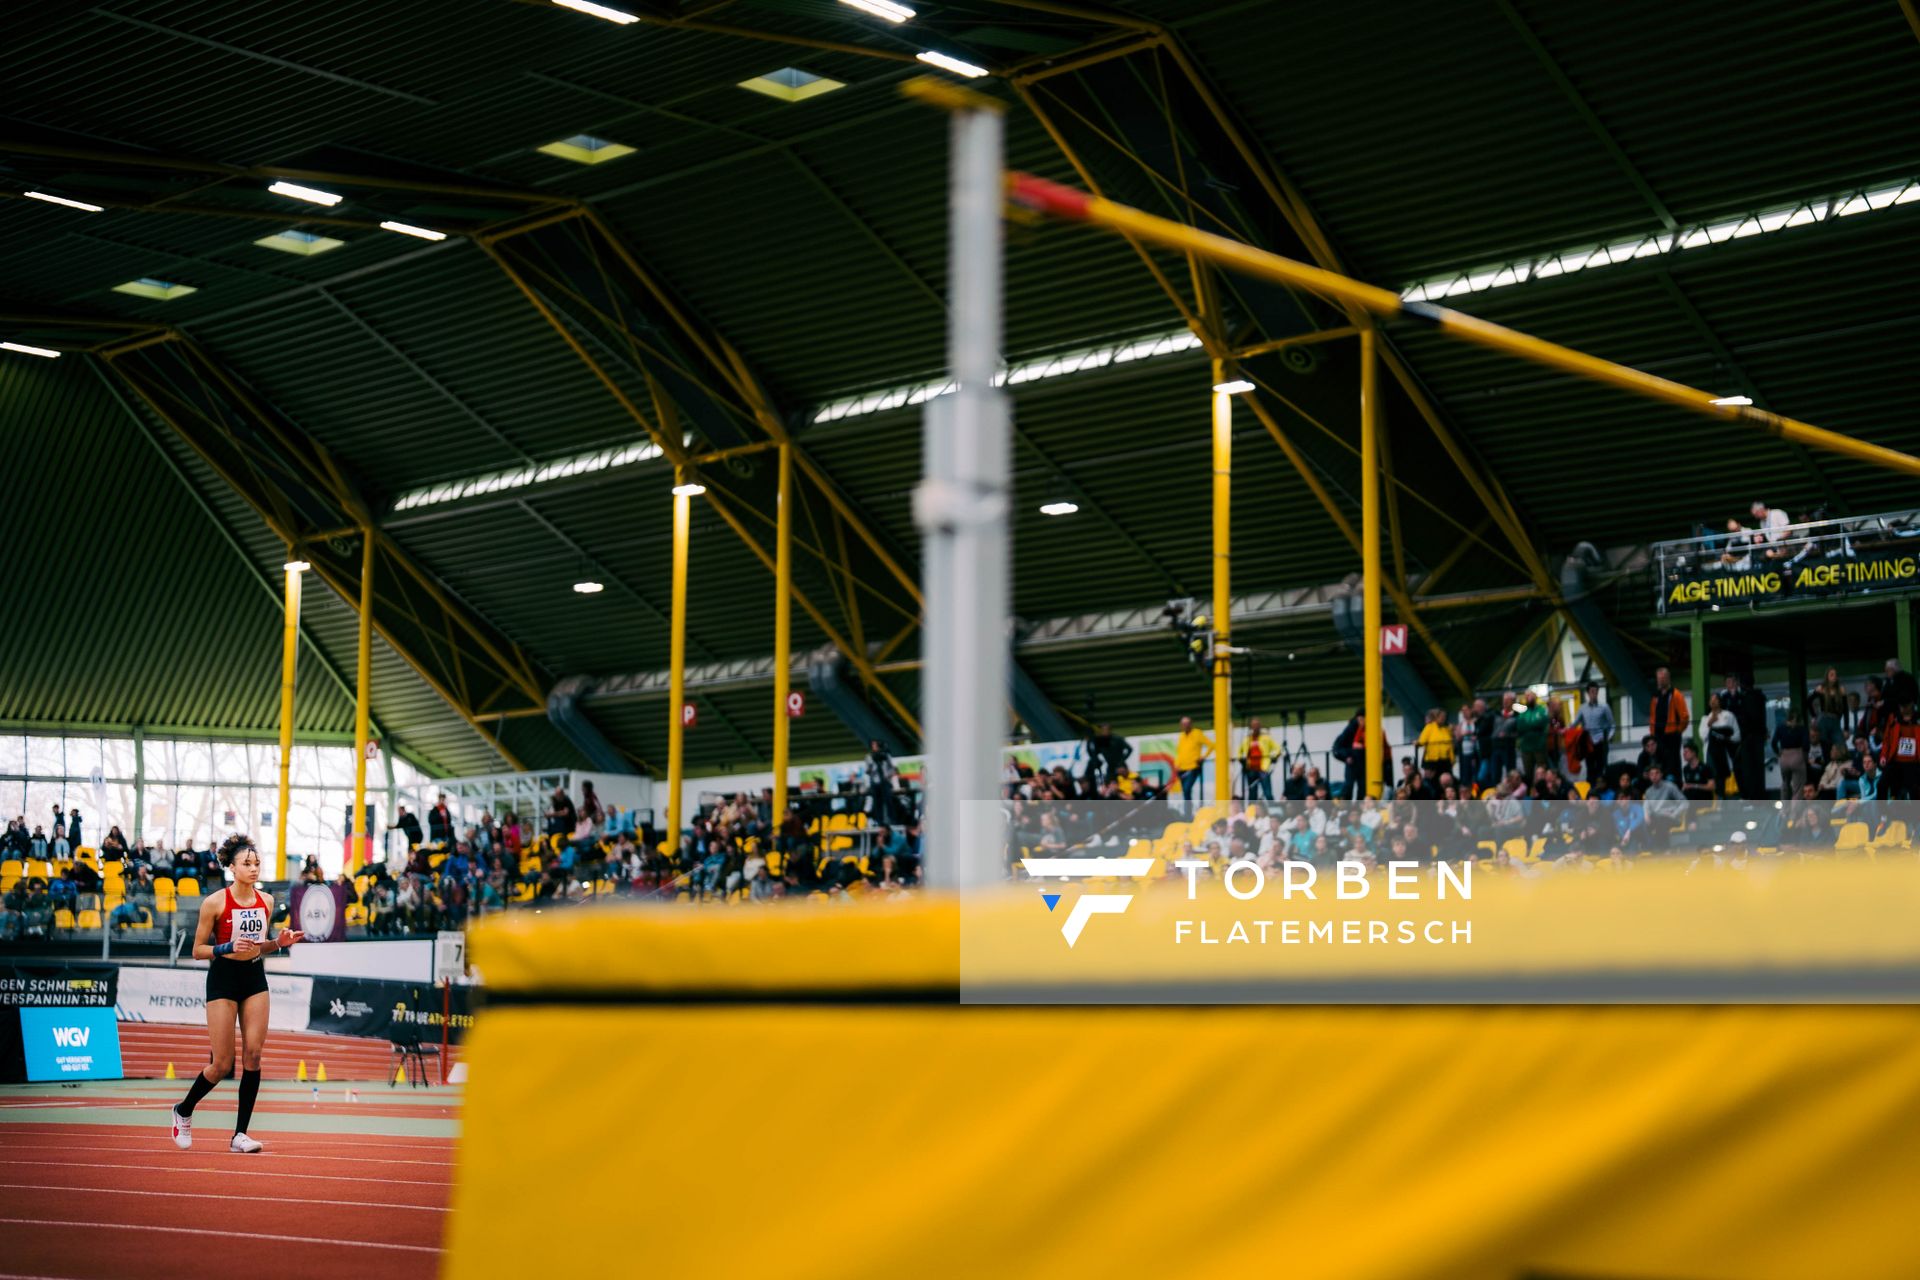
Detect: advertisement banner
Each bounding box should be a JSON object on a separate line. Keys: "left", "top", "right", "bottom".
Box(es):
{"left": 20, "top": 1006, "right": 123, "bottom": 1082}
{"left": 115, "top": 966, "right": 313, "bottom": 1033}
{"left": 0, "top": 965, "right": 117, "bottom": 1009}
{"left": 308, "top": 976, "right": 473, "bottom": 1045}
{"left": 1659, "top": 545, "right": 1920, "bottom": 612}
{"left": 291, "top": 882, "right": 349, "bottom": 944}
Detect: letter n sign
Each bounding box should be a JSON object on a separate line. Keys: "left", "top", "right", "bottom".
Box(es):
{"left": 1379, "top": 624, "right": 1408, "bottom": 655}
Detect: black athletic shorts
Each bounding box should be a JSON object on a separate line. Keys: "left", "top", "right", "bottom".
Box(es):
{"left": 206, "top": 957, "right": 269, "bottom": 1004}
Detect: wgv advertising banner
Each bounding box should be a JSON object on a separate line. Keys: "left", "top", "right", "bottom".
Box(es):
{"left": 19, "top": 1006, "right": 123, "bottom": 1082}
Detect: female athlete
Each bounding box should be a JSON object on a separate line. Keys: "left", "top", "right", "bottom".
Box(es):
{"left": 169, "top": 833, "right": 303, "bottom": 1153}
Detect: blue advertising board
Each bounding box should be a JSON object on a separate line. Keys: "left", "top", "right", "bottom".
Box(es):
{"left": 19, "top": 1006, "right": 123, "bottom": 1082}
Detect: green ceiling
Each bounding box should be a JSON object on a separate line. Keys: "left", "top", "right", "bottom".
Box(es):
{"left": 4, "top": 0, "right": 1919, "bottom": 775}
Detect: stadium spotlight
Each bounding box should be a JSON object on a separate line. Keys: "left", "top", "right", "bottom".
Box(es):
{"left": 284, "top": 559, "right": 311, "bottom": 572}
{"left": 1, "top": 341, "right": 61, "bottom": 358}
{"left": 380, "top": 221, "right": 447, "bottom": 241}
{"left": 24, "top": 191, "right": 103, "bottom": 212}
{"left": 553, "top": 0, "right": 640, "bottom": 22}
{"left": 268, "top": 181, "right": 343, "bottom": 206}
{"left": 671, "top": 482, "right": 707, "bottom": 497}
{"left": 916, "top": 51, "right": 989, "bottom": 78}
{"left": 1710, "top": 394, "right": 1754, "bottom": 406}
{"left": 573, "top": 580, "right": 605, "bottom": 594}
{"left": 1212, "top": 379, "right": 1254, "bottom": 394}
{"left": 840, "top": 0, "right": 915, "bottom": 20}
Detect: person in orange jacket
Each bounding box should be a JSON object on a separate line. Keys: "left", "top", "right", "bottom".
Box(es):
{"left": 1649, "top": 666, "right": 1690, "bottom": 778}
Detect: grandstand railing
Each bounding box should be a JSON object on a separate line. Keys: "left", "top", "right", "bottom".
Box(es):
{"left": 1652, "top": 507, "right": 1920, "bottom": 615}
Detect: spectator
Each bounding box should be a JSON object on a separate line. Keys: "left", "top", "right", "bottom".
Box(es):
{"left": 1751, "top": 500, "right": 1791, "bottom": 558}
{"left": 66, "top": 809, "right": 82, "bottom": 851}
{"left": 1240, "top": 717, "right": 1278, "bottom": 804}
{"left": 1703, "top": 692, "right": 1741, "bottom": 794}
{"left": 544, "top": 786, "right": 576, "bottom": 840}
{"left": 299, "top": 855, "right": 325, "bottom": 884}
{"left": 1773, "top": 710, "right": 1810, "bottom": 800}
{"left": 1414, "top": 708, "right": 1452, "bottom": 787}
{"left": 1635, "top": 771, "right": 1681, "bottom": 852}
{"left": 1513, "top": 691, "right": 1551, "bottom": 779}
{"left": 28, "top": 825, "right": 48, "bottom": 860}
{"left": 1725, "top": 672, "right": 1769, "bottom": 799}
{"left": 50, "top": 807, "right": 69, "bottom": 860}
{"left": 1083, "top": 722, "right": 1133, "bottom": 792}
{"left": 100, "top": 826, "right": 128, "bottom": 862}
{"left": 1648, "top": 667, "right": 1689, "bottom": 778}
{"left": 1575, "top": 684, "right": 1614, "bottom": 787}
{"left": 864, "top": 739, "right": 902, "bottom": 828}
{"left": 579, "top": 781, "right": 604, "bottom": 834}
{"left": 1173, "top": 715, "right": 1212, "bottom": 814}
{"left": 1881, "top": 699, "right": 1920, "bottom": 799}
{"left": 1678, "top": 744, "right": 1716, "bottom": 801}
{"left": 428, "top": 793, "right": 454, "bottom": 846}
{"left": 1331, "top": 709, "right": 1369, "bottom": 802}
{"left": 387, "top": 806, "right": 424, "bottom": 850}
{"left": 1487, "top": 693, "right": 1519, "bottom": 785}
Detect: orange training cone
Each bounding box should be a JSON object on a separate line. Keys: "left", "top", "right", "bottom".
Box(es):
{"left": 317, "top": 1062, "right": 327, "bottom": 1083}
{"left": 394, "top": 1063, "right": 407, "bottom": 1085}
{"left": 296, "top": 1060, "right": 308, "bottom": 1082}
{"left": 164, "top": 1062, "right": 176, "bottom": 1080}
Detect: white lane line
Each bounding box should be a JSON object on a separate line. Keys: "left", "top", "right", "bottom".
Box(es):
{"left": 0, "top": 1218, "right": 439, "bottom": 1254}
{"left": 0, "top": 1158, "right": 447, "bottom": 1188}
{"left": 0, "top": 1142, "right": 454, "bottom": 1167}
{"left": 0, "top": 1127, "right": 457, "bottom": 1148}
{"left": 0, "top": 1183, "right": 447, "bottom": 1213}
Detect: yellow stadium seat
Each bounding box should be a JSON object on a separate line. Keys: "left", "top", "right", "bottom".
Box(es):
{"left": 1870, "top": 820, "right": 1908, "bottom": 848}
{"left": 1835, "top": 823, "right": 1870, "bottom": 851}
{"left": 54, "top": 909, "right": 75, "bottom": 930}
{"left": 77, "top": 909, "right": 101, "bottom": 929}
{"left": 76, "top": 846, "right": 99, "bottom": 866}
{"left": 102, "top": 860, "right": 124, "bottom": 879}
{"left": 0, "top": 859, "right": 20, "bottom": 879}
{"left": 1502, "top": 838, "right": 1530, "bottom": 862}
{"left": 105, "top": 885, "right": 125, "bottom": 907}
{"left": 27, "top": 859, "right": 51, "bottom": 879}
{"left": 346, "top": 903, "right": 368, "bottom": 925}
{"left": 1574, "top": 781, "right": 1590, "bottom": 799}
{"left": 177, "top": 877, "right": 201, "bottom": 897}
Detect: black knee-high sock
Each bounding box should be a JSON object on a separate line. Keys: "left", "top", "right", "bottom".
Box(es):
{"left": 234, "top": 1068, "right": 262, "bottom": 1135}
{"left": 176, "top": 1068, "right": 219, "bottom": 1116}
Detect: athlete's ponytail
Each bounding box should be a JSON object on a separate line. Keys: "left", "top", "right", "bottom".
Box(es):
{"left": 216, "top": 833, "right": 256, "bottom": 868}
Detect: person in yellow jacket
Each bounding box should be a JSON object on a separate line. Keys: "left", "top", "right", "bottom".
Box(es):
{"left": 1174, "top": 715, "right": 1212, "bottom": 816}
{"left": 1241, "top": 717, "right": 1280, "bottom": 804}
{"left": 1415, "top": 708, "right": 1454, "bottom": 786}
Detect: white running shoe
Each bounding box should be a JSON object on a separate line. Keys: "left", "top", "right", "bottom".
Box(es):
{"left": 230, "top": 1133, "right": 263, "bottom": 1154}
{"left": 170, "top": 1105, "right": 193, "bottom": 1150}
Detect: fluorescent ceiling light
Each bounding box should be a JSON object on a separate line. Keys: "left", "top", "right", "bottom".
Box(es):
{"left": 1399, "top": 175, "right": 1920, "bottom": 304}
{"left": 1038, "top": 500, "right": 1079, "bottom": 516}
{"left": 1213, "top": 379, "right": 1254, "bottom": 394}
{"left": 672, "top": 482, "right": 707, "bottom": 497}
{"left": 24, "top": 190, "right": 103, "bottom": 213}
{"left": 1, "top": 341, "right": 61, "bottom": 358}
{"left": 254, "top": 229, "right": 345, "bottom": 256}
{"left": 536, "top": 134, "right": 636, "bottom": 166}
{"left": 916, "top": 51, "right": 989, "bottom": 78}
{"left": 380, "top": 220, "right": 446, "bottom": 241}
{"left": 391, "top": 440, "right": 665, "bottom": 513}
{"left": 112, "top": 277, "right": 197, "bottom": 301}
{"left": 813, "top": 326, "right": 1204, "bottom": 425}
{"left": 284, "top": 560, "right": 311, "bottom": 572}
{"left": 573, "top": 580, "right": 606, "bottom": 594}
{"left": 739, "top": 67, "right": 846, "bottom": 103}
{"left": 267, "top": 180, "right": 343, "bottom": 207}
{"left": 1709, "top": 394, "right": 1754, "bottom": 407}
{"left": 554, "top": 0, "right": 639, "bottom": 22}
{"left": 840, "top": 0, "right": 915, "bottom": 21}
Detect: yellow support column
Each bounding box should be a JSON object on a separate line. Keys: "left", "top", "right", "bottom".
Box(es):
{"left": 1360, "top": 331, "right": 1385, "bottom": 799}
{"left": 351, "top": 531, "right": 373, "bottom": 872}
{"left": 1211, "top": 361, "right": 1233, "bottom": 807}
{"left": 277, "top": 556, "right": 308, "bottom": 880}
{"left": 771, "top": 444, "right": 793, "bottom": 824}
{"left": 667, "top": 478, "right": 701, "bottom": 853}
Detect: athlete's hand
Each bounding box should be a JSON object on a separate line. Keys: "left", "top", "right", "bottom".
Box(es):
{"left": 276, "top": 929, "right": 305, "bottom": 949}
{"left": 229, "top": 938, "right": 261, "bottom": 961}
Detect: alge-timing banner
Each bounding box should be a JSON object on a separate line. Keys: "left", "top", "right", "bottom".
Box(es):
{"left": 1660, "top": 546, "right": 1920, "bottom": 613}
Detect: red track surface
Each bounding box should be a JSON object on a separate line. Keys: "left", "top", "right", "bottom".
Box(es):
{"left": 0, "top": 1122, "right": 455, "bottom": 1279}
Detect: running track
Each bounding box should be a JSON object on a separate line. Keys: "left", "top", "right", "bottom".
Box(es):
{"left": 0, "top": 1086, "right": 459, "bottom": 1279}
